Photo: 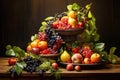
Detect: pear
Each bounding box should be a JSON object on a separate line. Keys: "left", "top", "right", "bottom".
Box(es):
{"left": 68, "top": 17, "right": 77, "bottom": 28}
{"left": 60, "top": 50, "right": 71, "bottom": 62}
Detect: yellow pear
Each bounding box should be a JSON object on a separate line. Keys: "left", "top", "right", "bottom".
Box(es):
{"left": 68, "top": 17, "right": 77, "bottom": 28}
{"left": 60, "top": 50, "right": 71, "bottom": 62}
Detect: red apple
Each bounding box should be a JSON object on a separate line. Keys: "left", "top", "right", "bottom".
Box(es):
{"left": 66, "top": 63, "right": 74, "bottom": 71}
{"left": 71, "top": 53, "right": 83, "bottom": 63}
{"left": 74, "top": 65, "right": 81, "bottom": 71}
{"left": 84, "top": 58, "right": 91, "bottom": 64}
{"left": 31, "top": 47, "right": 40, "bottom": 55}
{"left": 8, "top": 58, "right": 16, "bottom": 66}
{"left": 38, "top": 41, "right": 48, "bottom": 50}
{"left": 52, "top": 62, "right": 58, "bottom": 69}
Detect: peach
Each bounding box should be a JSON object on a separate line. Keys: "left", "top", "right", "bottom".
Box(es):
{"left": 71, "top": 53, "right": 83, "bottom": 63}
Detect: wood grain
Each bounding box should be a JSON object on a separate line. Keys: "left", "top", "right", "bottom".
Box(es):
{"left": 0, "top": 57, "right": 120, "bottom": 80}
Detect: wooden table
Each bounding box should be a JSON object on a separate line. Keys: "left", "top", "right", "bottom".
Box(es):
{"left": 0, "top": 57, "right": 120, "bottom": 80}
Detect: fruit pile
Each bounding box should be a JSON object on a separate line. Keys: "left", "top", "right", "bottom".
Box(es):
{"left": 26, "top": 27, "right": 63, "bottom": 55}
{"left": 60, "top": 44, "right": 101, "bottom": 65}
{"left": 52, "top": 11, "right": 85, "bottom": 30}
{"left": 39, "top": 3, "right": 88, "bottom": 32}
{"left": 5, "top": 2, "right": 118, "bottom": 78}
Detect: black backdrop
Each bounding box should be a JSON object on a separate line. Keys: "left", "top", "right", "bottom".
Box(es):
{"left": 0, "top": 0, "right": 120, "bottom": 57}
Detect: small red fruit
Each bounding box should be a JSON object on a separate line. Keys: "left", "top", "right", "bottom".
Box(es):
{"left": 31, "top": 47, "right": 40, "bottom": 55}
{"left": 52, "top": 62, "right": 58, "bottom": 69}
{"left": 66, "top": 63, "right": 74, "bottom": 71}
{"left": 74, "top": 65, "right": 81, "bottom": 71}
{"left": 8, "top": 58, "right": 16, "bottom": 66}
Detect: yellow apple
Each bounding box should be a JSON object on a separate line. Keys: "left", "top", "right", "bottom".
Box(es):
{"left": 68, "top": 17, "right": 77, "bottom": 28}
{"left": 90, "top": 53, "right": 101, "bottom": 63}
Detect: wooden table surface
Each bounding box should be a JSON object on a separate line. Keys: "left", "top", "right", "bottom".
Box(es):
{"left": 0, "top": 57, "right": 120, "bottom": 80}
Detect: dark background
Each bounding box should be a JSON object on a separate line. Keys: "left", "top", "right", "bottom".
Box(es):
{"left": 0, "top": 0, "right": 120, "bottom": 57}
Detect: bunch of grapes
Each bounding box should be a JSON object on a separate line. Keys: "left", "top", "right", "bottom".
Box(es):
{"left": 37, "top": 32, "right": 47, "bottom": 41}
{"left": 45, "top": 27, "right": 63, "bottom": 51}
{"left": 81, "top": 47, "right": 93, "bottom": 58}
{"left": 23, "top": 56, "right": 42, "bottom": 73}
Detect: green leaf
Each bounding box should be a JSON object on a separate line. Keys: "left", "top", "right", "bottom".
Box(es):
{"left": 55, "top": 69, "right": 62, "bottom": 80}
{"left": 41, "top": 21, "right": 47, "bottom": 26}
{"left": 111, "top": 55, "right": 118, "bottom": 64}
{"left": 19, "top": 50, "right": 25, "bottom": 57}
{"left": 31, "top": 34, "right": 38, "bottom": 41}
{"left": 15, "top": 65, "right": 23, "bottom": 76}
{"left": 108, "top": 47, "right": 118, "bottom": 63}
{"left": 85, "top": 3, "right": 92, "bottom": 10}
{"left": 88, "top": 11, "right": 93, "bottom": 18}
{"left": 67, "top": 5, "right": 73, "bottom": 11}
{"left": 110, "top": 47, "right": 117, "bottom": 54}
{"left": 100, "top": 51, "right": 109, "bottom": 62}
{"left": 6, "top": 49, "right": 15, "bottom": 56}
{"left": 94, "top": 33, "right": 100, "bottom": 41}
{"left": 93, "top": 43, "right": 105, "bottom": 52}
{"left": 6, "top": 45, "right": 12, "bottom": 50}
{"left": 72, "top": 42, "right": 78, "bottom": 47}
{"left": 16, "top": 62, "right": 26, "bottom": 69}
{"left": 13, "top": 46, "right": 21, "bottom": 53}
{"left": 45, "top": 17, "right": 54, "bottom": 21}
{"left": 72, "top": 3, "right": 80, "bottom": 11}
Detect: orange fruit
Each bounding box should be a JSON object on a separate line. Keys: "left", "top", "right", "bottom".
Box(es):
{"left": 34, "top": 39, "right": 40, "bottom": 43}
{"left": 26, "top": 45, "right": 32, "bottom": 52}
{"left": 31, "top": 41, "right": 38, "bottom": 48}
{"left": 37, "top": 41, "right": 48, "bottom": 50}
{"left": 67, "top": 11, "right": 77, "bottom": 19}
{"left": 90, "top": 53, "right": 101, "bottom": 63}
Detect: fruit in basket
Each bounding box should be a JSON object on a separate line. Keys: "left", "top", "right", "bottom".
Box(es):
{"left": 71, "top": 53, "right": 83, "bottom": 63}
{"left": 60, "top": 50, "right": 71, "bottom": 62}
{"left": 61, "top": 16, "right": 68, "bottom": 23}
{"left": 74, "top": 65, "right": 81, "bottom": 71}
{"left": 52, "top": 62, "right": 59, "bottom": 69}
{"left": 66, "top": 63, "right": 74, "bottom": 71}
{"left": 31, "top": 40, "right": 38, "bottom": 48}
{"left": 90, "top": 53, "right": 101, "bottom": 63}
{"left": 26, "top": 45, "right": 32, "bottom": 52}
{"left": 67, "top": 11, "right": 77, "bottom": 19}
{"left": 8, "top": 58, "right": 16, "bottom": 66}
{"left": 81, "top": 46, "right": 93, "bottom": 58}
{"left": 68, "top": 17, "right": 77, "bottom": 28}
{"left": 38, "top": 41, "right": 48, "bottom": 50}
{"left": 84, "top": 57, "right": 91, "bottom": 64}
{"left": 31, "top": 47, "right": 40, "bottom": 55}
